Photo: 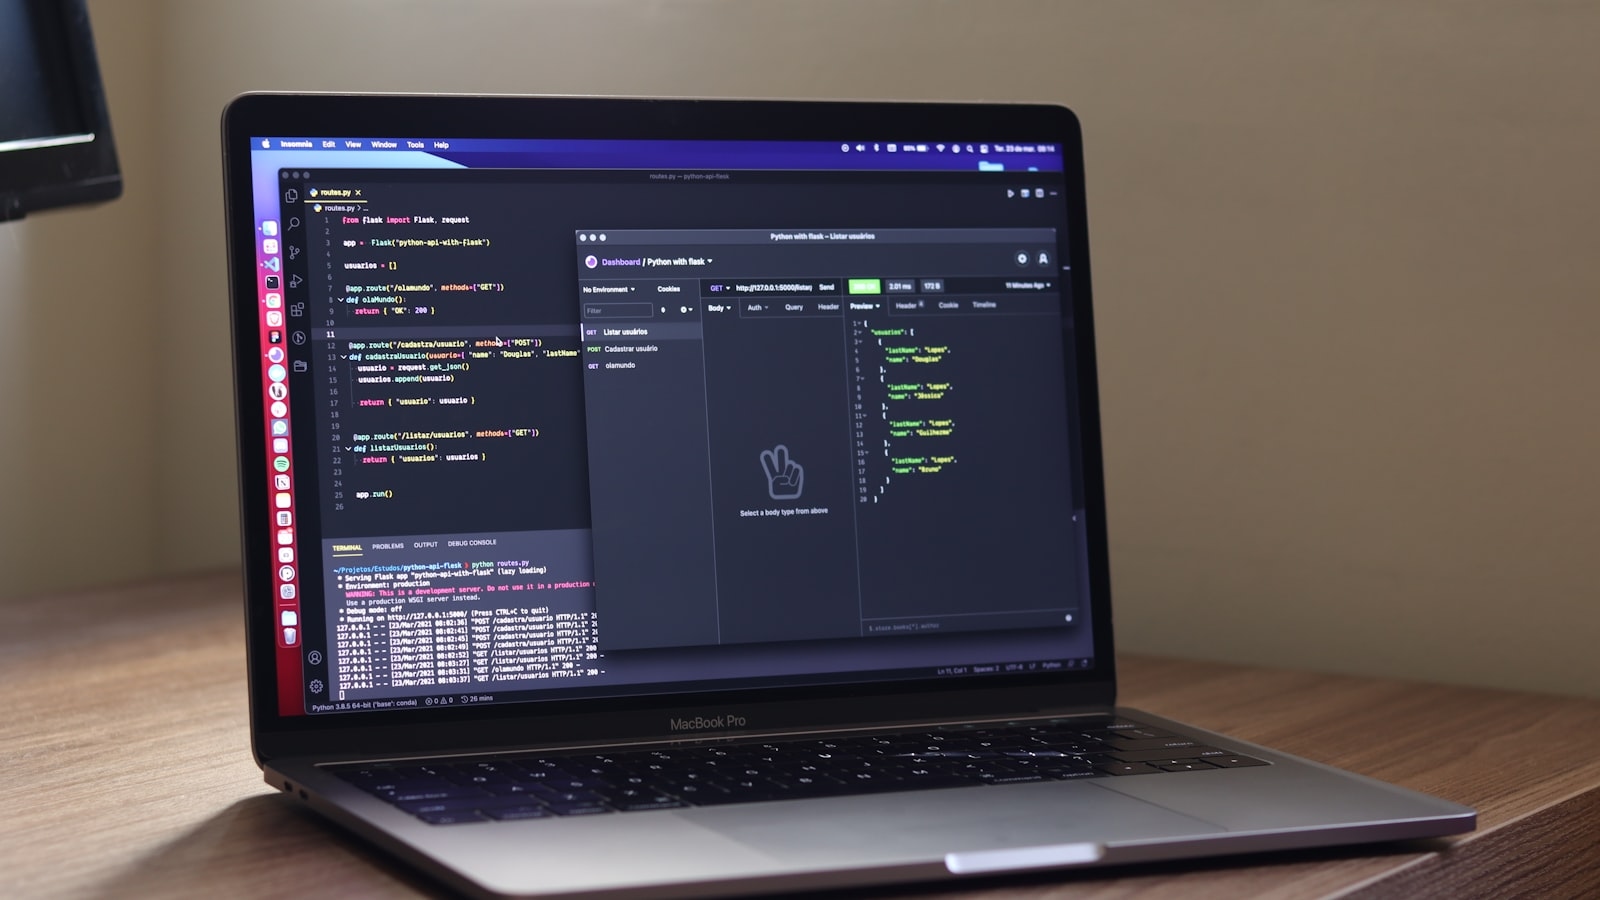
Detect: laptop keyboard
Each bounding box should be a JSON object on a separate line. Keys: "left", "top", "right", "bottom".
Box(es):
{"left": 332, "top": 716, "right": 1267, "bottom": 825}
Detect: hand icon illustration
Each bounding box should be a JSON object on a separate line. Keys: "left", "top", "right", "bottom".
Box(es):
{"left": 760, "top": 444, "right": 804, "bottom": 501}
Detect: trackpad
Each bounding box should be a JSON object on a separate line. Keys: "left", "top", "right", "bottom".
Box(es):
{"left": 695, "top": 781, "right": 1219, "bottom": 867}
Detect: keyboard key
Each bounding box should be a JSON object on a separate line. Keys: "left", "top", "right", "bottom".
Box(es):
{"left": 896, "top": 773, "right": 978, "bottom": 790}
{"left": 612, "top": 799, "right": 688, "bottom": 812}
{"left": 1045, "top": 768, "right": 1099, "bottom": 780}
{"left": 390, "top": 788, "right": 463, "bottom": 803}
{"left": 546, "top": 802, "right": 612, "bottom": 816}
{"left": 1109, "top": 746, "right": 1224, "bottom": 763}
{"left": 772, "top": 773, "right": 845, "bottom": 791}
{"left": 396, "top": 797, "right": 495, "bottom": 814}
{"left": 1038, "top": 760, "right": 1095, "bottom": 776}
{"left": 1086, "top": 726, "right": 1176, "bottom": 741}
{"left": 531, "top": 789, "right": 606, "bottom": 804}
{"left": 1105, "top": 737, "right": 1205, "bottom": 752}
{"left": 416, "top": 810, "right": 485, "bottom": 825}
{"left": 1199, "top": 754, "right": 1268, "bottom": 768}
{"left": 981, "top": 773, "right": 1045, "bottom": 785}
{"left": 483, "top": 805, "right": 553, "bottom": 821}
{"left": 686, "top": 790, "right": 786, "bottom": 806}
{"left": 1096, "top": 762, "right": 1159, "bottom": 776}
{"left": 670, "top": 782, "right": 733, "bottom": 800}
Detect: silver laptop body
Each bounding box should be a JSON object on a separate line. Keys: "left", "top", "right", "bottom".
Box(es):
{"left": 223, "top": 93, "right": 1473, "bottom": 899}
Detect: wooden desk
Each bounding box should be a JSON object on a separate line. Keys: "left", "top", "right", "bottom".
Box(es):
{"left": 3, "top": 571, "right": 1598, "bottom": 899}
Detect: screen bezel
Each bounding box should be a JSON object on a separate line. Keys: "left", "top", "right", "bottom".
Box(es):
{"left": 0, "top": 0, "right": 121, "bottom": 220}
{"left": 221, "top": 93, "right": 1117, "bottom": 765}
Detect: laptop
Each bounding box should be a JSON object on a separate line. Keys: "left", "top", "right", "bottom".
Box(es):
{"left": 221, "top": 93, "right": 1474, "bottom": 899}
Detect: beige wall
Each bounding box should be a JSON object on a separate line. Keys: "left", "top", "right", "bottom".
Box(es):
{"left": 0, "top": 1, "right": 162, "bottom": 596}
{"left": 3, "top": 1, "right": 1596, "bottom": 696}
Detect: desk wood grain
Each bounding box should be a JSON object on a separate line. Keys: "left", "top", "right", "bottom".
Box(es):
{"left": 3, "top": 572, "right": 1597, "bottom": 899}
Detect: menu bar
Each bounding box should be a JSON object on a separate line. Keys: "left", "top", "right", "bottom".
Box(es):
{"left": 251, "top": 137, "right": 1065, "bottom": 173}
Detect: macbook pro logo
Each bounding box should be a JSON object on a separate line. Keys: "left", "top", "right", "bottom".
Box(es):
{"left": 668, "top": 713, "right": 748, "bottom": 733}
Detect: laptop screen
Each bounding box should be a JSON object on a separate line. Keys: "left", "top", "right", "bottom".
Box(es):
{"left": 234, "top": 112, "right": 1099, "bottom": 719}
